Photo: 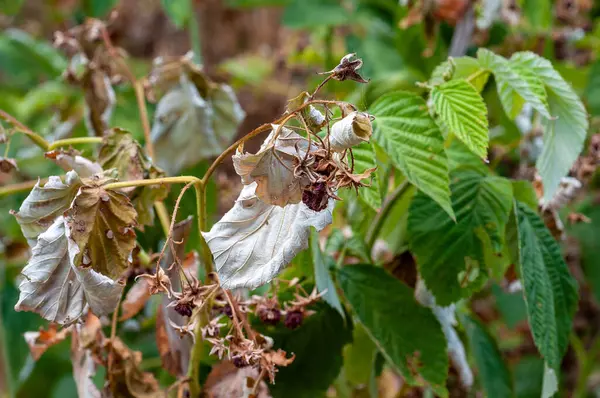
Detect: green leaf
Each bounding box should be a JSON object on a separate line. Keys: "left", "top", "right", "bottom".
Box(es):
{"left": 515, "top": 202, "right": 578, "bottom": 370}
{"left": 343, "top": 323, "right": 378, "bottom": 388}
{"left": 161, "top": 0, "right": 191, "bottom": 28}
{"left": 568, "top": 200, "right": 600, "bottom": 302}
{"left": 310, "top": 230, "right": 344, "bottom": 318}
{"left": 267, "top": 304, "right": 351, "bottom": 398}
{"left": 460, "top": 313, "right": 514, "bottom": 398}
{"left": 542, "top": 362, "right": 558, "bottom": 398}
{"left": 430, "top": 57, "right": 490, "bottom": 92}
{"left": 349, "top": 141, "right": 382, "bottom": 210}
{"left": 509, "top": 52, "right": 588, "bottom": 202}
{"left": 477, "top": 49, "right": 551, "bottom": 120}
{"left": 282, "top": 0, "right": 351, "bottom": 28}
{"left": 585, "top": 60, "right": 600, "bottom": 117}
{"left": 431, "top": 79, "right": 489, "bottom": 159}
{"left": 338, "top": 265, "right": 449, "bottom": 397}
{"left": 408, "top": 168, "right": 513, "bottom": 305}
{"left": 325, "top": 229, "right": 370, "bottom": 263}
{"left": 370, "top": 91, "right": 453, "bottom": 219}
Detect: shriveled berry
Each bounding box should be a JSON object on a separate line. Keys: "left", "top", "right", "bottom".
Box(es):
{"left": 232, "top": 355, "right": 248, "bottom": 368}
{"left": 221, "top": 304, "right": 233, "bottom": 319}
{"left": 302, "top": 182, "right": 329, "bottom": 212}
{"left": 257, "top": 304, "right": 281, "bottom": 326}
{"left": 174, "top": 301, "right": 194, "bottom": 317}
{"left": 284, "top": 310, "right": 304, "bottom": 330}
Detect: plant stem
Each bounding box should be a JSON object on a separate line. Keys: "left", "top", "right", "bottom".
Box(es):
{"left": 195, "top": 183, "right": 212, "bottom": 276}
{"left": 0, "top": 178, "right": 45, "bottom": 197}
{"left": 573, "top": 333, "right": 600, "bottom": 398}
{"left": 465, "top": 68, "right": 489, "bottom": 85}
{"left": 0, "top": 110, "right": 50, "bottom": 151}
{"left": 48, "top": 136, "right": 103, "bottom": 150}
{"left": 104, "top": 176, "right": 201, "bottom": 191}
{"left": 154, "top": 201, "right": 171, "bottom": 237}
{"left": 365, "top": 180, "right": 410, "bottom": 253}
{"left": 188, "top": 0, "right": 202, "bottom": 64}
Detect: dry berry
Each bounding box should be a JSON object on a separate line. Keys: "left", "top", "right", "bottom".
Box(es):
{"left": 284, "top": 310, "right": 304, "bottom": 330}
{"left": 232, "top": 355, "right": 248, "bottom": 368}
{"left": 173, "top": 301, "right": 194, "bottom": 317}
{"left": 221, "top": 304, "right": 233, "bottom": 319}
{"left": 257, "top": 302, "right": 281, "bottom": 326}
{"left": 302, "top": 182, "right": 329, "bottom": 212}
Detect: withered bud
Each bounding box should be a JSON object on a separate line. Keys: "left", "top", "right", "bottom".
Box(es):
{"left": 0, "top": 158, "right": 18, "bottom": 174}
{"left": 320, "top": 53, "right": 369, "bottom": 84}
{"left": 256, "top": 301, "right": 281, "bottom": 326}
{"left": 329, "top": 111, "right": 373, "bottom": 152}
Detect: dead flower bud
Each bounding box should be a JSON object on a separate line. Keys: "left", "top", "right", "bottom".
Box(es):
{"left": 567, "top": 212, "right": 591, "bottom": 224}
{"left": 208, "top": 338, "right": 228, "bottom": 359}
{"left": 167, "top": 318, "right": 197, "bottom": 342}
{"left": 0, "top": 157, "right": 18, "bottom": 174}
{"left": 136, "top": 267, "right": 173, "bottom": 298}
{"left": 256, "top": 298, "right": 282, "bottom": 326}
{"left": 302, "top": 182, "right": 331, "bottom": 212}
{"left": 319, "top": 53, "right": 369, "bottom": 84}
{"left": 329, "top": 111, "right": 373, "bottom": 152}
{"left": 260, "top": 349, "right": 295, "bottom": 383}
{"left": 202, "top": 317, "right": 226, "bottom": 339}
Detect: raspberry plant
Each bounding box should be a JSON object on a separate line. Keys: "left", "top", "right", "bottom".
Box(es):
{"left": 0, "top": 8, "right": 596, "bottom": 398}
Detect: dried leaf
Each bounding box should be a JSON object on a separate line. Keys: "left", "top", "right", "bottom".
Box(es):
{"left": 71, "top": 325, "right": 101, "bottom": 398}
{"left": 233, "top": 125, "right": 313, "bottom": 206}
{"left": 203, "top": 183, "right": 334, "bottom": 290}
{"left": 158, "top": 218, "right": 194, "bottom": 376}
{"left": 65, "top": 177, "right": 137, "bottom": 279}
{"left": 119, "top": 278, "right": 152, "bottom": 321}
{"left": 150, "top": 66, "right": 245, "bottom": 175}
{"left": 204, "top": 361, "right": 271, "bottom": 398}
{"left": 286, "top": 91, "right": 325, "bottom": 133}
{"left": 107, "top": 337, "right": 164, "bottom": 398}
{"left": 24, "top": 324, "right": 72, "bottom": 360}
{"left": 83, "top": 69, "right": 115, "bottom": 136}
{"left": 98, "top": 128, "right": 169, "bottom": 226}
{"left": 15, "top": 217, "right": 124, "bottom": 324}
{"left": 0, "top": 157, "right": 18, "bottom": 173}
{"left": 329, "top": 111, "right": 373, "bottom": 152}
{"left": 45, "top": 149, "right": 103, "bottom": 177}
{"left": 12, "top": 171, "right": 82, "bottom": 246}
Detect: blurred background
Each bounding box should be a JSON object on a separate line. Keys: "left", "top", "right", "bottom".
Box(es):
{"left": 1, "top": 0, "right": 600, "bottom": 397}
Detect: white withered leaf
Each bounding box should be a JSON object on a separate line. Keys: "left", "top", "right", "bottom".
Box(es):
{"left": 329, "top": 111, "right": 373, "bottom": 152}
{"left": 202, "top": 183, "right": 334, "bottom": 290}
{"left": 15, "top": 217, "right": 123, "bottom": 325}
{"left": 233, "top": 125, "right": 314, "bottom": 207}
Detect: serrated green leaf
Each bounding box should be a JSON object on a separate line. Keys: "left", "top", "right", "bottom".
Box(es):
{"left": 267, "top": 304, "right": 352, "bottom": 398}
{"left": 515, "top": 202, "right": 578, "bottom": 370}
{"left": 430, "top": 57, "right": 490, "bottom": 92}
{"left": 338, "top": 265, "right": 449, "bottom": 397}
{"left": 343, "top": 323, "right": 378, "bottom": 388}
{"left": 370, "top": 91, "right": 453, "bottom": 219}
{"left": 431, "top": 79, "right": 489, "bottom": 159}
{"left": 509, "top": 52, "right": 588, "bottom": 202}
{"left": 460, "top": 313, "right": 514, "bottom": 398}
{"left": 310, "top": 230, "right": 344, "bottom": 318}
{"left": 477, "top": 49, "right": 551, "bottom": 120}
{"left": 349, "top": 141, "right": 382, "bottom": 210}
{"left": 446, "top": 137, "right": 486, "bottom": 171}
{"left": 408, "top": 168, "right": 513, "bottom": 305}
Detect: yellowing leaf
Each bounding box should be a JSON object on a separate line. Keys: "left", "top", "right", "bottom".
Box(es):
{"left": 66, "top": 177, "right": 137, "bottom": 279}
{"left": 203, "top": 183, "right": 333, "bottom": 290}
